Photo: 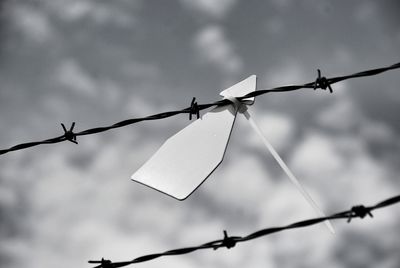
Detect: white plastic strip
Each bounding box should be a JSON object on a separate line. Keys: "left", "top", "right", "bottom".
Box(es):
{"left": 242, "top": 109, "right": 335, "bottom": 234}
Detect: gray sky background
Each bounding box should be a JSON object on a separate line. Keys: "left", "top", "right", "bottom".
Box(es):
{"left": 1, "top": 0, "right": 400, "bottom": 267}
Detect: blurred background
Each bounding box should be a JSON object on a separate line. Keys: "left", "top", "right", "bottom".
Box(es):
{"left": 1, "top": 0, "right": 400, "bottom": 267}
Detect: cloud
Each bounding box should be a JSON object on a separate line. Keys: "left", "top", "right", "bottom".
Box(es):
{"left": 290, "top": 132, "right": 346, "bottom": 180}
{"left": 193, "top": 25, "right": 243, "bottom": 75}
{"left": 265, "top": 17, "right": 285, "bottom": 35}
{"left": 262, "top": 59, "right": 307, "bottom": 87}
{"left": 202, "top": 155, "right": 274, "bottom": 210}
{"left": 44, "top": 0, "right": 136, "bottom": 26}
{"left": 317, "top": 93, "right": 360, "bottom": 131}
{"left": 9, "top": 4, "right": 55, "bottom": 43}
{"left": 244, "top": 110, "right": 295, "bottom": 151}
{"left": 354, "top": 2, "right": 377, "bottom": 23}
{"left": 270, "top": 0, "right": 293, "bottom": 9}
{"left": 53, "top": 59, "right": 97, "bottom": 97}
{"left": 180, "top": 0, "right": 237, "bottom": 19}
{"left": 290, "top": 130, "right": 396, "bottom": 208}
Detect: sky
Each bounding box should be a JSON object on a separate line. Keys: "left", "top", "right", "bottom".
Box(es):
{"left": 0, "top": 0, "right": 400, "bottom": 267}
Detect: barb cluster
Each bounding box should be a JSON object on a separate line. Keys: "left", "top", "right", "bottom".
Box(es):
{"left": 88, "top": 194, "right": 400, "bottom": 268}
{"left": 189, "top": 97, "right": 200, "bottom": 120}
{"left": 314, "top": 69, "right": 333, "bottom": 93}
{"left": 1, "top": 62, "right": 399, "bottom": 156}
{"left": 61, "top": 122, "right": 78, "bottom": 144}
{"left": 347, "top": 205, "right": 374, "bottom": 222}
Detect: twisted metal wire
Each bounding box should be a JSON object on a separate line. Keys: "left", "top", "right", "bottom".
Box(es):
{"left": 1, "top": 62, "right": 399, "bottom": 156}
{"left": 88, "top": 194, "right": 400, "bottom": 268}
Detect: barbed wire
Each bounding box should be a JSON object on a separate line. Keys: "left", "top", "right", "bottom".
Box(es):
{"left": 1, "top": 62, "right": 399, "bottom": 156}
{"left": 88, "top": 193, "right": 400, "bottom": 268}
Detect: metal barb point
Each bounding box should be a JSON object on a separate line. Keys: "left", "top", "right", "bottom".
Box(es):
{"left": 101, "top": 258, "right": 113, "bottom": 268}
{"left": 214, "top": 230, "right": 237, "bottom": 250}
{"left": 314, "top": 69, "right": 333, "bottom": 93}
{"left": 189, "top": 97, "right": 200, "bottom": 120}
{"left": 347, "top": 205, "right": 374, "bottom": 223}
{"left": 88, "top": 258, "right": 113, "bottom": 268}
{"left": 61, "top": 122, "right": 78, "bottom": 144}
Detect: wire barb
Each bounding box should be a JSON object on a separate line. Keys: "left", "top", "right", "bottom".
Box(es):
{"left": 314, "top": 69, "right": 333, "bottom": 93}
{"left": 213, "top": 230, "right": 238, "bottom": 250}
{"left": 347, "top": 205, "right": 374, "bottom": 223}
{"left": 189, "top": 97, "right": 200, "bottom": 120}
{"left": 88, "top": 194, "right": 400, "bottom": 268}
{"left": 88, "top": 258, "right": 113, "bottom": 268}
{"left": 61, "top": 122, "right": 78, "bottom": 144}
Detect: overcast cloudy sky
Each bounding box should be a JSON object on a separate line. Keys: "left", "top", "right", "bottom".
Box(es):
{"left": 1, "top": 0, "right": 400, "bottom": 267}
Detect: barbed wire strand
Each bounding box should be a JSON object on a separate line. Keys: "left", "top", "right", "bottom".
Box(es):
{"left": 1, "top": 62, "right": 399, "bottom": 156}
{"left": 88, "top": 194, "right": 400, "bottom": 268}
